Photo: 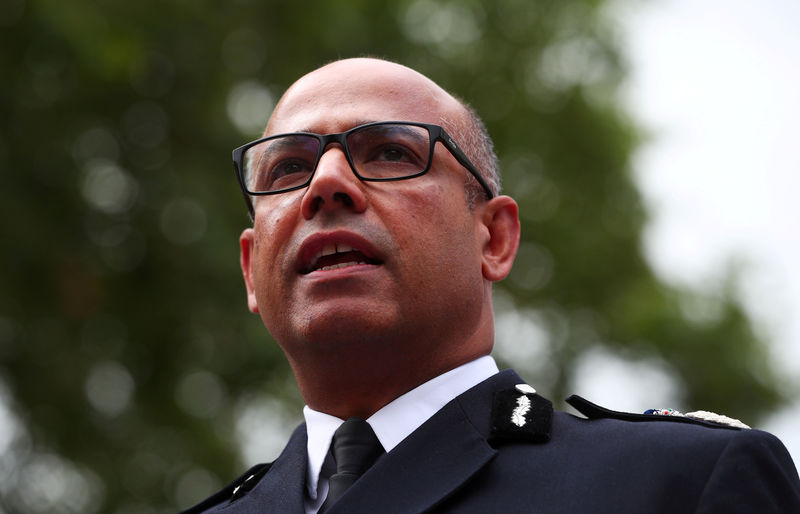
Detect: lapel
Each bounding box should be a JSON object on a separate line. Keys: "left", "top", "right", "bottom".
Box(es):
{"left": 326, "top": 370, "right": 526, "bottom": 513}
{"left": 224, "top": 424, "right": 308, "bottom": 513}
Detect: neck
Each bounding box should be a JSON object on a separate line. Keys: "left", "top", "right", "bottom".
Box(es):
{"left": 291, "top": 350, "right": 489, "bottom": 419}
{"left": 286, "top": 292, "right": 496, "bottom": 419}
{"left": 290, "top": 336, "right": 491, "bottom": 419}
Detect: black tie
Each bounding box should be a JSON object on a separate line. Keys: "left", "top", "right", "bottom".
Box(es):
{"left": 321, "top": 418, "right": 385, "bottom": 511}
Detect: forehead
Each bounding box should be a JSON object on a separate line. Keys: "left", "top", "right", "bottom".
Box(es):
{"left": 266, "top": 60, "right": 463, "bottom": 136}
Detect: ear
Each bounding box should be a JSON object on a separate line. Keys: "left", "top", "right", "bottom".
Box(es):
{"left": 239, "top": 228, "right": 260, "bottom": 313}
{"left": 479, "top": 195, "right": 520, "bottom": 282}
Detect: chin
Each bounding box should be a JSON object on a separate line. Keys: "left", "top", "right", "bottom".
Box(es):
{"left": 299, "top": 311, "right": 399, "bottom": 348}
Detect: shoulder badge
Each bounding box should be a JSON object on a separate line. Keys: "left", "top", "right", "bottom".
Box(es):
{"left": 567, "top": 395, "right": 750, "bottom": 430}
{"left": 644, "top": 408, "right": 750, "bottom": 429}
{"left": 490, "top": 384, "right": 553, "bottom": 445}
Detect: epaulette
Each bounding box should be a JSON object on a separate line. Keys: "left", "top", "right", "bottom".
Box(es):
{"left": 566, "top": 395, "right": 750, "bottom": 430}
{"left": 179, "top": 462, "right": 272, "bottom": 514}
{"left": 490, "top": 383, "right": 553, "bottom": 445}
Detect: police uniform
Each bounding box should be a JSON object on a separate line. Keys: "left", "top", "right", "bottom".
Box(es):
{"left": 183, "top": 369, "right": 800, "bottom": 513}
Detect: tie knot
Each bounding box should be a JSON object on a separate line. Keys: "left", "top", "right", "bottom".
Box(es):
{"left": 331, "top": 418, "right": 384, "bottom": 475}
{"left": 321, "top": 418, "right": 385, "bottom": 511}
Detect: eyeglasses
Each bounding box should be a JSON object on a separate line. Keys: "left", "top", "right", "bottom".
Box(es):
{"left": 232, "top": 121, "right": 494, "bottom": 216}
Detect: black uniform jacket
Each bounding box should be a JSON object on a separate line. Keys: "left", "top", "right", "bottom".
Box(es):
{"left": 184, "top": 369, "right": 800, "bottom": 513}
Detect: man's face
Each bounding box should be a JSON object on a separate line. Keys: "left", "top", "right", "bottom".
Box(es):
{"left": 240, "top": 60, "right": 490, "bottom": 366}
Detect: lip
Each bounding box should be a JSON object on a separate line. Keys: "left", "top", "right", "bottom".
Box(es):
{"left": 296, "top": 230, "right": 384, "bottom": 275}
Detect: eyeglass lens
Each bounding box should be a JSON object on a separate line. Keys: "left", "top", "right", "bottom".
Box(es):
{"left": 244, "top": 123, "right": 432, "bottom": 193}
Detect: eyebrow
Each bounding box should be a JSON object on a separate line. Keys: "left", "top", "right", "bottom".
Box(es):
{"left": 265, "top": 135, "right": 317, "bottom": 151}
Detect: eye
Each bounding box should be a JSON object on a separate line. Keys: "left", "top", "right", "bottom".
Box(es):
{"left": 272, "top": 160, "right": 310, "bottom": 176}
{"left": 347, "top": 124, "right": 430, "bottom": 178}
{"left": 374, "top": 145, "right": 415, "bottom": 163}
{"left": 246, "top": 134, "right": 320, "bottom": 192}
{"left": 265, "top": 159, "right": 314, "bottom": 187}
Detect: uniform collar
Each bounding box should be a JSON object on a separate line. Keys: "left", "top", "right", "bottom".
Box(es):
{"left": 302, "top": 355, "right": 499, "bottom": 501}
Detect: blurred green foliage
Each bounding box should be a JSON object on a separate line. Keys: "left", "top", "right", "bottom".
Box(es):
{"left": 0, "top": 0, "right": 789, "bottom": 512}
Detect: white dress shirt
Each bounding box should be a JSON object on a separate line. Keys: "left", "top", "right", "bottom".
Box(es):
{"left": 302, "top": 355, "right": 500, "bottom": 513}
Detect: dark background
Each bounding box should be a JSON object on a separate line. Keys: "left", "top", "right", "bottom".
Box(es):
{"left": 0, "top": 0, "right": 791, "bottom": 512}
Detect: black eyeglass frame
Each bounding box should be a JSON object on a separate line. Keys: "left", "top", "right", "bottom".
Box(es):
{"left": 232, "top": 121, "right": 494, "bottom": 218}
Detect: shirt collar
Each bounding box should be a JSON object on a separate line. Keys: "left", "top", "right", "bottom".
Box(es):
{"left": 302, "top": 355, "right": 499, "bottom": 499}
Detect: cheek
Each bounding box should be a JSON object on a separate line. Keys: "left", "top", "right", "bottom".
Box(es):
{"left": 250, "top": 205, "right": 298, "bottom": 294}
{"left": 400, "top": 180, "right": 465, "bottom": 219}
{"left": 254, "top": 194, "right": 301, "bottom": 250}
{"left": 255, "top": 200, "right": 290, "bottom": 237}
{"left": 396, "top": 185, "right": 477, "bottom": 268}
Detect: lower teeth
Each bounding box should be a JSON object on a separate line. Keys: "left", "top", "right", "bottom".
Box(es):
{"left": 318, "top": 261, "right": 366, "bottom": 271}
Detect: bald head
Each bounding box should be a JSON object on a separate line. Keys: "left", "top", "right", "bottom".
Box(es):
{"left": 268, "top": 59, "right": 458, "bottom": 132}
{"left": 263, "top": 58, "right": 500, "bottom": 198}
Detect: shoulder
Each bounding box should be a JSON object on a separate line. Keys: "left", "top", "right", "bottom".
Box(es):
{"left": 552, "top": 394, "right": 800, "bottom": 511}
{"left": 483, "top": 378, "right": 754, "bottom": 450}
{"left": 554, "top": 393, "right": 777, "bottom": 456}
{"left": 485, "top": 382, "right": 795, "bottom": 482}
{"left": 451, "top": 380, "right": 800, "bottom": 512}
{"left": 489, "top": 388, "right": 760, "bottom": 462}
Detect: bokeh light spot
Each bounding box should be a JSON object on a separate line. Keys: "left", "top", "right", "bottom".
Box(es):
{"left": 72, "top": 127, "right": 119, "bottom": 164}
{"left": 175, "top": 370, "right": 225, "bottom": 419}
{"left": 14, "top": 453, "right": 104, "bottom": 513}
{"left": 84, "top": 360, "right": 135, "bottom": 417}
{"left": 402, "top": 0, "right": 483, "bottom": 49}
{"left": 174, "top": 467, "right": 220, "bottom": 510}
{"left": 226, "top": 81, "right": 273, "bottom": 136}
{"left": 80, "top": 159, "right": 138, "bottom": 214}
{"left": 234, "top": 396, "right": 297, "bottom": 463}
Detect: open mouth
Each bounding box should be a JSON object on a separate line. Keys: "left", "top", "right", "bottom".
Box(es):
{"left": 301, "top": 242, "right": 381, "bottom": 274}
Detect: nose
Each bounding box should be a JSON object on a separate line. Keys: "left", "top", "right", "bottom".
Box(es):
{"left": 300, "top": 145, "right": 368, "bottom": 219}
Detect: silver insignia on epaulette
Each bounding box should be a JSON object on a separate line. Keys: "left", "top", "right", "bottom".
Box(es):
{"left": 685, "top": 410, "right": 751, "bottom": 429}
{"left": 515, "top": 384, "right": 536, "bottom": 395}
{"left": 645, "top": 407, "right": 750, "bottom": 429}
{"left": 511, "top": 394, "right": 531, "bottom": 427}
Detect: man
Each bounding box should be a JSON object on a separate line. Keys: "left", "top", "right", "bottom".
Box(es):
{"left": 185, "top": 58, "right": 800, "bottom": 513}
